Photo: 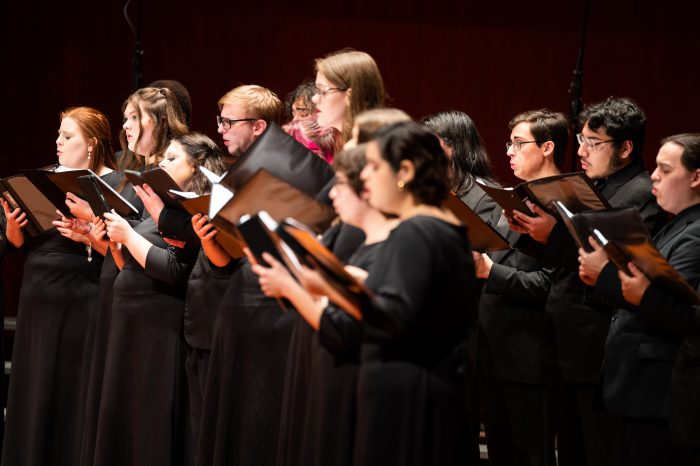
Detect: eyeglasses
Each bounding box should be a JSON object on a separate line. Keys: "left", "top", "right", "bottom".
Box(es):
{"left": 506, "top": 140, "right": 538, "bottom": 152}
{"left": 216, "top": 115, "right": 257, "bottom": 131}
{"left": 576, "top": 133, "right": 615, "bottom": 151}
{"left": 313, "top": 85, "right": 347, "bottom": 99}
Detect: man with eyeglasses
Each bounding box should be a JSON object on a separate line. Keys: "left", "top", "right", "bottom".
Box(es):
{"left": 512, "top": 97, "right": 666, "bottom": 466}
{"left": 216, "top": 84, "right": 283, "bottom": 166}
{"left": 474, "top": 109, "right": 566, "bottom": 466}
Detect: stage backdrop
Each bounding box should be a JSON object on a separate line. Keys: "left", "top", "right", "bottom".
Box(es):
{"left": 1, "top": 0, "right": 699, "bottom": 315}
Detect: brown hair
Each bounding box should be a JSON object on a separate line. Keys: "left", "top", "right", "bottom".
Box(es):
{"left": 333, "top": 144, "right": 367, "bottom": 195}
{"left": 315, "top": 49, "right": 386, "bottom": 144}
{"left": 119, "top": 87, "right": 188, "bottom": 170}
{"left": 171, "top": 132, "right": 227, "bottom": 195}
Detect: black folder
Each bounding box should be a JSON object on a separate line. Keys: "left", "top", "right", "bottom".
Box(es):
{"left": 210, "top": 168, "right": 336, "bottom": 239}
{"left": 0, "top": 174, "right": 60, "bottom": 237}
{"left": 237, "top": 212, "right": 367, "bottom": 319}
{"left": 477, "top": 171, "right": 610, "bottom": 218}
{"left": 555, "top": 204, "right": 650, "bottom": 253}
{"left": 123, "top": 168, "right": 184, "bottom": 211}
{"left": 442, "top": 192, "right": 510, "bottom": 252}
{"left": 219, "top": 122, "right": 334, "bottom": 201}
{"left": 19, "top": 168, "right": 139, "bottom": 218}
{"left": 592, "top": 228, "right": 700, "bottom": 305}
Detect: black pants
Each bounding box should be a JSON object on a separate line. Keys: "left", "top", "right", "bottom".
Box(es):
{"left": 553, "top": 380, "right": 623, "bottom": 466}
{"left": 479, "top": 377, "right": 556, "bottom": 466}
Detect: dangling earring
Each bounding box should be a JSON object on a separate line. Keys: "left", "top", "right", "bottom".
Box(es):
{"left": 87, "top": 148, "right": 92, "bottom": 160}
{"left": 397, "top": 180, "right": 405, "bottom": 190}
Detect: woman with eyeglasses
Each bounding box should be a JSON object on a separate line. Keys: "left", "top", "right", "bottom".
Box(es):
{"left": 352, "top": 121, "right": 476, "bottom": 466}
{"left": 311, "top": 49, "right": 386, "bottom": 153}
{"left": 1, "top": 107, "right": 121, "bottom": 466}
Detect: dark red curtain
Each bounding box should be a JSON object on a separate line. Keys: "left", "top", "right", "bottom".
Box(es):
{"left": 2, "top": 0, "right": 699, "bottom": 314}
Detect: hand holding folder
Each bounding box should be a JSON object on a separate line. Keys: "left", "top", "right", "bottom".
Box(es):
{"left": 239, "top": 211, "right": 367, "bottom": 320}
{"left": 570, "top": 207, "right": 700, "bottom": 304}
{"left": 477, "top": 171, "right": 609, "bottom": 218}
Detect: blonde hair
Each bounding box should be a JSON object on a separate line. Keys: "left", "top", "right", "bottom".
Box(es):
{"left": 315, "top": 49, "right": 386, "bottom": 143}
{"left": 218, "top": 84, "right": 283, "bottom": 125}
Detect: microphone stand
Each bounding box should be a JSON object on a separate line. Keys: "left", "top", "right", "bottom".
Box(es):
{"left": 568, "top": 0, "right": 590, "bottom": 172}
{"left": 124, "top": 0, "right": 143, "bottom": 91}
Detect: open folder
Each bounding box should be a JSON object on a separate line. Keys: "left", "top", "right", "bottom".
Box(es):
{"left": 477, "top": 171, "right": 610, "bottom": 218}
{"left": 237, "top": 211, "right": 368, "bottom": 320}
{"left": 207, "top": 169, "right": 336, "bottom": 259}
{"left": 123, "top": 167, "right": 185, "bottom": 212}
{"left": 592, "top": 228, "right": 700, "bottom": 305}
{"left": 442, "top": 192, "right": 510, "bottom": 252}
{"left": 19, "top": 168, "right": 139, "bottom": 218}
{"left": 554, "top": 203, "right": 650, "bottom": 253}
{"left": 0, "top": 174, "right": 61, "bottom": 237}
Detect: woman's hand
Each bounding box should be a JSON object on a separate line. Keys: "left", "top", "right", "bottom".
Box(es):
{"left": 344, "top": 265, "right": 368, "bottom": 284}
{"left": 134, "top": 184, "right": 165, "bottom": 224}
{"left": 52, "top": 210, "right": 89, "bottom": 244}
{"left": 248, "top": 250, "right": 296, "bottom": 299}
{"left": 103, "top": 210, "right": 134, "bottom": 244}
{"left": 65, "top": 192, "right": 95, "bottom": 221}
{"left": 578, "top": 236, "right": 609, "bottom": 286}
{"left": 1, "top": 198, "right": 28, "bottom": 247}
{"left": 89, "top": 217, "right": 108, "bottom": 242}
{"left": 619, "top": 262, "right": 650, "bottom": 306}
{"left": 192, "top": 213, "right": 218, "bottom": 242}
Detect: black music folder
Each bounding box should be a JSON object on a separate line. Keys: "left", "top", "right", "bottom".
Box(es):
{"left": 237, "top": 212, "right": 367, "bottom": 319}
{"left": 442, "top": 192, "right": 510, "bottom": 252}
{"left": 219, "top": 122, "right": 335, "bottom": 201}
{"left": 555, "top": 203, "right": 650, "bottom": 253}
{"left": 74, "top": 173, "right": 139, "bottom": 218}
{"left": 477, "top": 171, "right": 610, "bottom": 218}
{"left": 592, "top": 228, "right": 700, "bottom": 305}
{"left": 0, "top": 174, "right": 60, "bottom": 237}
{"left": 19, "top": 168, "right": 139, "bottom": 218}
{"left": 210, "top": 168, "right": 336, "bottom": 238}
{"left": 123, "top": 168, "right": 184, "bottom": 211}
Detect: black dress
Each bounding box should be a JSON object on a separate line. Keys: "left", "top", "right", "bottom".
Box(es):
{"left": 195, "top": 260, "right": 295, "bottom": 466}
{"left": 184, "top": 249, "right": 240, "bottom": 454}
{"left": 92, "top": 215, "right": 195, "bottom": 466}
{"left": 299, "top": 242, "right": 381, "bottom": 466}
{"left": 2, "top": 205, "right": 103, "bottom": 466}
{"left": 275, "top": 223, "right": 365, "bottom": 466}
{"left": 78, "top": 174, "right": 143, "bottom": 466}
{"left": 353, "top": 215, "right": 476, "bottom": 466}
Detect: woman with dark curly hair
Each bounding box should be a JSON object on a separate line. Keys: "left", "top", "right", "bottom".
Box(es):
{"left": 353, "top": 121, "right": 477, "bottom": 466}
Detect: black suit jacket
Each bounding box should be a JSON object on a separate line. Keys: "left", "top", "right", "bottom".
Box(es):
{"left": 595, "top": 203, "right": 700, "bottom": 419}
{"left": 636, "top": 283, "right": 700, "bottom": 446}
{"left": 460, "top": 183, "right": 498, "bottom": 224}
{"left": 543, "top": 159, "right": 667, "bottom": 383}
{"left": 477, "top": 211, "right": 556, "bottom": 385}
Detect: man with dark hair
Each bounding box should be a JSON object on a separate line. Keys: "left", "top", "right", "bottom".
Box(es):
{"left": 510, "top": 97, "right": 666, "bottom": 466}
{"left": 474, "top": 109, "right": 565, "bottom": 466}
